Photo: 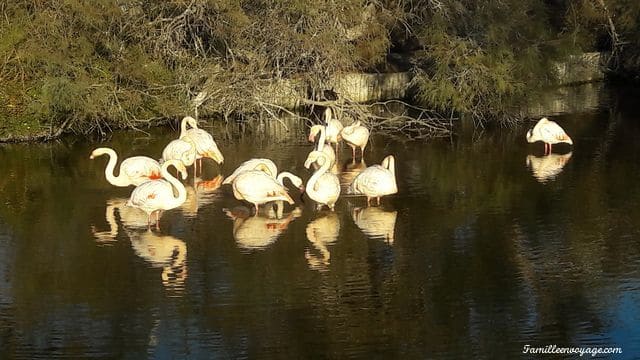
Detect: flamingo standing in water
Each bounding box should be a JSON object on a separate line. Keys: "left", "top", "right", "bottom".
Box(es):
{"left": 231, "top": 164, "right": 297, "bottom": 214}
{"left": 341, "top": 120, "right": 370, "bottom": 161}
{"left": 222, "top": 158, "right": 278, "bottom": 185}
{"left": 308, "top": 125, "right": 336, "bottom": 170}
{"left": 179, "top": 116, "right": 224, "bottom": 174}
{"left": 349, "top": 155, "right": 398, "bottom": 206}
{"left": 90, "top": 147, "right": 162, "bottom": 187}
{"left": 304, "top": 151, "right": 341, "bottom": 211}
{"left": 309, "top": 108, "right": 342, "bottom": 151}
{"left": 162, "top": 136, "right": 197, "bottom": 177}
{"left": 526, "top": 117, "right": 573, "bottom": 155}
{"left": 126, "top": 159, "right": 188, "bottom": 227}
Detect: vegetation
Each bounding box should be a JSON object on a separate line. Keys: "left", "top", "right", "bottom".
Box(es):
{"left": 0, "top": 1, "right": 638, "bottom": 140}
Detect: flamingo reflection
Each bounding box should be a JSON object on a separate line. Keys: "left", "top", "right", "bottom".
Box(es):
{"left": 526, "top": 152, "right": 572, "bottom": 183}
{"left": 352, "top": 206, "right": 397, "bottom": 244}
{"left": 181, "top": 175, "right": 224, "bottom": 217}
{"left": 224, "top": 205, "right": 302, "bottom": 251}
{"left": 128, "top": 229, "right": 188, "bottom": 292}
{"left": 305, "top": 212, "right": 340, "bottom": 271}
{"left": 91, "top": 197, "right": 149, "bottom": 244}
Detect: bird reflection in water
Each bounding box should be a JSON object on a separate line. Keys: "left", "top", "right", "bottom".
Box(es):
{"left": 526, "top": 152, "right": 572, "bottom": 183}
{"left": 91, "top": 198, "right": 149, "bottom": 244}
{"left": 305, "top": 212, "right": 340, "bottom": 272}
{"left": 127, "top": 229, "right": 188, "bottom": 293}
{"left": 352, "top": 206, "right": 398, "bottom": 244}
{"left": 224, "top": 204, "right": 302, "bottom": 252}
{"left": 180, "top": 175, "right": 224, "bottom": 217}
{"left": 339, "top": 159, "right": 367, "bottom": 189}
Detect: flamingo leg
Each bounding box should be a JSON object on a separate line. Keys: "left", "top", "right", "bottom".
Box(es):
{"left": 366, "top": 197, "right": 371, "bottom": 207}
{"left": 377, "top": 197, "right": 381, "bottom": 206}
{"left": 549, "top": 143, "right": 553, "bottom": 154}
{"left": 254, "top": 203, "right": 259, "bottom": 215}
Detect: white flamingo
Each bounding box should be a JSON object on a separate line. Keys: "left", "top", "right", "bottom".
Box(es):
{"left": 341, "top": 120, "right": 370, "bottom": 161}
{"left": 126, "top": 160, "right": 188, "bottom": 227}
{"left": 222, "top": 158, "right": 278, "bottom": 185}
{"left": 90, "top": 147, "right": 162, "bottom": 187}
{"left": 349, "top": 155, "right": 398, "bottom": 206}
{"left": 304, "top": 151, "right": 341, "bottom": 211}
{"left": 308, "top": 125, "right": 336, "bottom": 169}
{"left": 323, "top": 107, "right": 343, "bottom": 148}
{"left": 231, "top": 166, "right": 296, "bottom": 213}
{"left": 162, "top": 136, "right": 197, "bottom": 175}
{"left": 179, "top": 116, "right": 224, "bottom": 174}
{"left": 526, "top": 117, "right": 573, "bottom": 155}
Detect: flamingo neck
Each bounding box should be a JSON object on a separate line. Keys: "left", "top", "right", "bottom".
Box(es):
{"left": 100, "top": 148, "right": 129, "bottom": 187}
{"left": 385, "top": 156, "right": 396, "bottom": 177}
{"left": 277, "top": 171, "right": 301, "bottom": 187}
{"left": 324, "top": 108, "right": 332, "bottom": 125}
{"left": 161, "top": 161, "right": 187, "bottom": 207}
{"left": 307, "top": 153, "right": 330, "bottom": 199}
{"left": 317, "top": 126, "right": 327, "bottom": 152}
{"left": 180, "top": 118, "right": 190, "bottom": 138}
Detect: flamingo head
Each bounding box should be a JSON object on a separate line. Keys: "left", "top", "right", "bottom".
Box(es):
{"left": 308, "top": 125, "right": 322, "bottom": 142}
{"left": 89, "top": 148, "right": 107, "bottom": 160}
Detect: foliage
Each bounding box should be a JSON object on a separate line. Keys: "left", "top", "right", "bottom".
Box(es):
{"left": 0, "top": 0, "right": 638, "bottom": 139}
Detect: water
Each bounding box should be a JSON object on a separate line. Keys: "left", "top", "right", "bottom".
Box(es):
{"left": 1, "top": 84, "right": 639, "bottom": 358}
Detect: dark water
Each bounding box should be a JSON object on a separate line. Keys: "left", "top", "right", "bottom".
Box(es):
{"left": 1, "top": 84, "right": 639, "bottom": 359}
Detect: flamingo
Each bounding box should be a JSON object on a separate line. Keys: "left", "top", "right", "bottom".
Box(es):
{"left": 222, "top": 158, "right": 278, "bottom": 185}
{"left": 126, "top": 159, "right": 188, "bottom": 227}
{"left": 162, "top": 136, "right": 197, "bottom": 176}
{"left": 180, "top": 116, "right": 224, "bottom": 174}
{"left": 526, "top": 117, "right": 573, "bottom": 155}
{"left": 349, "top": 155, "right": 398, "bottom": 206}
{"left": 304, "top": 151, "right": 341, "bottom": 211}
{"left": 323, "top": 107, "right": 343, "bottom": 149}
{"left": 308, "top": 125, "right": 336, "bottom": 170}
{"left": 90, "top": 147, "right": 162, "bottom": 187}
{"left": 308, "top": 108, "right": 342, "bottom": 150}
{"left": 341, "top": 120, "right": 370, "bottom": 161}
{"left": 231, "top": 165, "right": 296, "bottom": 213}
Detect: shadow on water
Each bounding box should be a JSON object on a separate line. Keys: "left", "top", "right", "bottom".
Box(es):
{"left": 0, "top": 83, "right": 639, "bottom": 358}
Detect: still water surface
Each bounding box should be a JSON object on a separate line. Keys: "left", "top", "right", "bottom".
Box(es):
{"left": 1, "top": 85, "right": 639, "bottom": 358}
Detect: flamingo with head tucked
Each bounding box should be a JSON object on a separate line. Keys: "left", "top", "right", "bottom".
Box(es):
{"left": 308, "top": 125, "right": 336, "bottom": 169}
{"left": 349, "top": 155, "right": 398, "bottom": 206}
{"left": 162, "top": 136, "right": 197, "bottom": 176}
{"left": 179, "top": 116, "right": 224, "bottom": 174}
{"left": 231, "top": 164, "right": 297, "bottom": 214}
{"left": 90, "top": 147, "right": 162, "bottom": 187}
{"left": 526, "top": 117, "right": 573, "bottom": 155}
{"left": 222, "top": 158, "right": 278, "bottom": 185}
{"left": 126, "top": 160, "right": 188, "bottom": 227}
{"left": 341, "top": 120, "right": 370, "bottom": 161}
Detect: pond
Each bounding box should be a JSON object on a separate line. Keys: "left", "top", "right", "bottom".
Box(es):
{"left": 0, "top": 84, "right": 639, "bottom": 358}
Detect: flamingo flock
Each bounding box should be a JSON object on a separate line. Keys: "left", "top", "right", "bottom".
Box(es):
{"left": 90, "top": 111, "right": 398, "bottom": 230}
{"left": 90, "top": 113, "right": 573, "bottom": 231}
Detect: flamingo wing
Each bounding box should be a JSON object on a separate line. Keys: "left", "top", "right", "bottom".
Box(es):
{"left": 128, "top": 180, "right": 173, "bottom": 211}
{"left": 122, "top": 156, "right": 162, "bottom": 184}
